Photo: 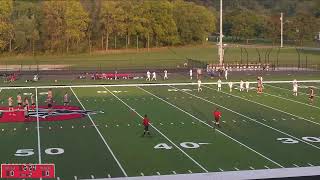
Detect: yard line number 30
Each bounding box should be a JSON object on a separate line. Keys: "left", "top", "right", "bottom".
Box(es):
{"left": 277, "top": 137, "right": 320, "bottom": 144}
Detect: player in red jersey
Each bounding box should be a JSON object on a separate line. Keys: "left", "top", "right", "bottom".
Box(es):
{"left": 142, "top": 114, "right": 151, "bottom": 137}
{"left": 212, "top": 108, "right": 222, "bottom": 127}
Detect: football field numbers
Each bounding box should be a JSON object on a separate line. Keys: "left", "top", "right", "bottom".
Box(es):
{"left": 277, "top": 137, "right": 320, "bottom": 144}
{"left": 154, "top": 142, "right": 209, "bottom": 150}
{"left": 15, "top": 148, "right": 64, "bottom": 157}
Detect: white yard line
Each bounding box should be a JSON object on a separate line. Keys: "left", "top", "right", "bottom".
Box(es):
{"left": 103, "top": 86, "right": 208, "bottom": 173}
{"left": 137, "top": 86, "right": 283, "bottom": 168}
{"left": 204, "top": 85, "right": 320, "bottom": 127}
{"left": 266, "top": 84, "right": 320, "bottom": 98}
{"left": 172, "top": 85, "right": 320, "bottom": 151}
{"left": 70, "top": 87, "right": 128, "bottom": 177}
{"left": 35, "top": 87, "right": 42, "bottom": 164}
{"left": 263, "top": 92, "right": 320, "bottom": 110}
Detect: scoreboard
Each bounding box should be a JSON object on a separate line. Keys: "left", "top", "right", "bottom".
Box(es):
{"left": 1, "top": 164, "right": 55, "bottom": 178}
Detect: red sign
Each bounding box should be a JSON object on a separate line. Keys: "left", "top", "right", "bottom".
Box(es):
{"left": 1, "top": 164, "right": 55, "bottom": 178}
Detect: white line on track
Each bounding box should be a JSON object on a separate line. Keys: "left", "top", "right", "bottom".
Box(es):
{"left": 263, "top": 92, "right": 320, "bottom": 110}
{"left": 207, "top": 85, "right": 320, "bottom": 127}
{"left": 1, "top": 80, "right": 320, "bottom": 90}
{"left": 35, "top": 87, "right": 42, "bottom": 164}
{"left": 138, "top": 86, "right": 284, "bottom": 168}
{"left": 308, "top": 163, "right": 314, "bottom": 166}
{"left": 104, "top": 86, "right": 209, "bottom": 173}
{"left": 70, "top": 87, "right": 128, "bottom": 177}
{"left": 183, "top": 85, "right": 320, "bottom": 151}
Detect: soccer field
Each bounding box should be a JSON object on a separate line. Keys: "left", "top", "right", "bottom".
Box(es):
{"left": 0, "top": 81, "right": 319, "bottom": 179}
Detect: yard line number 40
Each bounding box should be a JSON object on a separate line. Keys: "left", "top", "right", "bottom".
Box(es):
{"left": 277, "top": 137, "right": 320, "bottom": 144}
{"left": 154, "top": 142, "right": 210, "bottom": 150}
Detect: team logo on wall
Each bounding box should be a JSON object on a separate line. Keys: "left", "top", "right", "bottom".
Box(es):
{"left": 0, "top": 105, "right": 104, "bottom": 123}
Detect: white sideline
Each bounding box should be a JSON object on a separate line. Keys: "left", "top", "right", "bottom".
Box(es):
{"left": 172, "top": 85, "right": 320, "bottom": 150}
{"left": 35, "top": 87, "right": 42, "bottom": 164}
{"left": 137, "top": 86, "right": 283, "bottom": 168}
{"left": 82, "top": 166, "right": 320, "bottom": 180}
{"left": 1, "top": 80, "right": 320, "bottom": 89}
{"left": 103, "top": 86, "right": 209, "bottom": 173}
{"left": 70, "top": 87, "right": 128, "bottom": 177}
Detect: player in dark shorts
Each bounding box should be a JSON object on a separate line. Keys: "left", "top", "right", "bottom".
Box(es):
{"left": 63, "top": 92, "right": 69, "bottom": 106}
{"left": 142, "top": 114, "right": 151, "bottom": 137}
{"left": 31, "top": 94, "right": 36, "bottom": 111}
{"left": 309, "top": 87, "right": 315, "bottom": 105}
{"left": 47, "top": 98, "right": 53, "bottom": 114}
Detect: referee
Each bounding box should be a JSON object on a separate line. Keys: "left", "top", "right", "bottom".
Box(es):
{"left": 142, "top": 114, "right": 151, "bottom": 137}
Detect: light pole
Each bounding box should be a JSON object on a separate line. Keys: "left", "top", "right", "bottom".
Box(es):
{"left": 280, "top": 12, "right": 283, "bottom": 48}
{"left": 219, "top": 0, "right": 223, "bottom": 65}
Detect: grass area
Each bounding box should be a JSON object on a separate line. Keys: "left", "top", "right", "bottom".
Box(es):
{"left": 0, "top": 80, "right": 319, "bottom": 179}
{"left": 0, "top": 45, "right": 319, "bottom": 70}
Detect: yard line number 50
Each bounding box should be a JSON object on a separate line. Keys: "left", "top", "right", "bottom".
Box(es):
{"left": 15, "top": 148, "right": 64, "bottom": 157}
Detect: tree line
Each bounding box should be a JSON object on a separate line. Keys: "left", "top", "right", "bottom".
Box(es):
{"left": 0, "top": 0, "right": 319, "bottom": 55}
{"left": 0, "top": 0, "right": 216, "bottom": 54}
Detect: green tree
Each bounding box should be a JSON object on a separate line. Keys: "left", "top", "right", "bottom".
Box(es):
{"left": 65, "top": 0, "right": 90, "bottom": 53}
{"left": 41, "top": 1, "right": 66, "bottom": 52}
{"left": 286, "top": 13, "right": 319, "bottom": 46}
{"left": 228, "top": 10, "right": 262, "bottom": 41}
{"left": 173, "top": 0, "right": 216, "bottom": 44}
{"left": 0, "top": 0, "right": 13, "bottom": 51}
{"left": 11, "top": 1, "right": 40, "bottom": 54}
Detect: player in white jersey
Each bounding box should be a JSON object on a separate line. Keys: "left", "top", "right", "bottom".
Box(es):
{"left": 151, "top": 72, "right": 156, "bottom": 81}
{"left": 189, "top": 69, "right": 193, "bottom": 80}
{"left": 31, "top": 94, "right": 35, "bottom": 111}
{"left": 8, "top": 96, "right": 14, "bottom": 115}
{"left": 17, "top": 93, "right": 22, "bottom": 110}
{"left": 197, "top": 79, "right": 202, "bottom": 92}
{"left": 245, "top": 80, "right": 250, "bottom": 92}
{"left": 240, "top": 80, "right": 244, "bottom": 92}
{"left": 260, "top": 76, "right": 264, "bottom": 88}
{"left": 224, "top": 69, "right": 228, "bottom": 80}
{"left": 293, "top": 79, "right": 298, "bottom": 96}
{"left": 228, "top": 81, "right": 233, "bottom": 92}
{"left": 146, "top": 71, "right": 151, "bottom": 81}
{"left": 24, "top": 97, "right": 29, "bottom": 110}
{"left": 164, "top": 70, "right": 168, "bottom": 80}
{"left": 217, "top": 79, "right": 222, "bottom": 91}
{"left": 64, "top": 92, "right": 70, "bottom": 106}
